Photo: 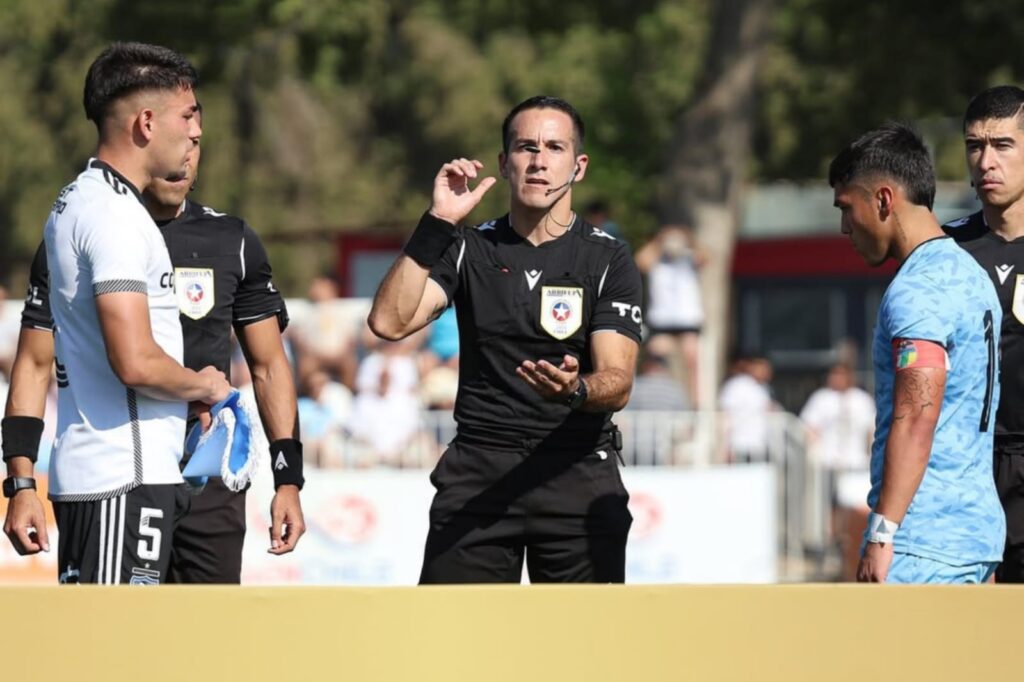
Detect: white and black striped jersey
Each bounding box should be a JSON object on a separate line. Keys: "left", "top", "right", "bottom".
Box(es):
{"left": 26, "top": 199, "right": 288, "bottom": 378}
{"left": 43, "top": 159, "right": 186, "bottom": 501}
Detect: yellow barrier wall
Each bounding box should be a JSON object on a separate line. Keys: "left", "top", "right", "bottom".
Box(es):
{"left": 4, "top": 585, "right": 1018, "bottom": 681}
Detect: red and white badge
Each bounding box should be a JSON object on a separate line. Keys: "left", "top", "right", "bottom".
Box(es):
{"left": 174, "top": 267, "right": 215, "bottom": 320}
{"left": 540, "top": 286, "right": 583, "bottom": 340}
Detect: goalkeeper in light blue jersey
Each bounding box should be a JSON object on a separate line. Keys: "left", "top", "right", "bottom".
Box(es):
{"left": 829, "top": 122, "right": 1005, "bottom": 584}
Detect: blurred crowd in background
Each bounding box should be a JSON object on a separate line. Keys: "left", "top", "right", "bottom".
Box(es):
{"left": 0, "top": 205, "right": 876, "bottom": 484}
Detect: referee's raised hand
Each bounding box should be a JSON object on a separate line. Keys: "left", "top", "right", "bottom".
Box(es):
{"left": 429, "top": 158, "right": 497, "bottom": 225}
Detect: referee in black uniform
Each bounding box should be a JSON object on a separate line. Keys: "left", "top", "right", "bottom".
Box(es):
{"left": 3, "top": 138, "right": 306, "bottom": 582}
{"left": 944, "top": 85, "right": 1024, "bottom": 583}
{"left": 369, "top": 96, "right": 643, "bottom": 583}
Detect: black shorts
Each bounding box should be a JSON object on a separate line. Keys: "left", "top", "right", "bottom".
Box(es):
{"left": 420, "top": 435, "right": 632, "bottom": 584}
{"left": 994, "top": 442, "right": 1024, "bottom": 583}
{"left": 53, "top": 483, "right": 190, "bottom": 585}
{"left": 168, "top": 478, "right": 248, "bottom": 584}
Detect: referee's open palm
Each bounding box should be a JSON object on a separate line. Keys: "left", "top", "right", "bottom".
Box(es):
{"left": 430, "top": 158, "right": 497, "bottom": 225}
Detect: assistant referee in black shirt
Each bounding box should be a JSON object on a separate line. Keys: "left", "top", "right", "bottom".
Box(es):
{"left": 944, "top": 85, "right": 1024, "bottom": 582}
{"left": 369, "top": 96, "right": 643, "bottom": 583}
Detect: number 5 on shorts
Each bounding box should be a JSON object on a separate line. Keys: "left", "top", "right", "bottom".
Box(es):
{"left": 138, "top": 507, "right": 164, "bottom": 561}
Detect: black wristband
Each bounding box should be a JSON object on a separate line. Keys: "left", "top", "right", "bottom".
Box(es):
{"left": 2, "top": 416, "right": 45, "bottom": 463}
{"left": 270, "top": 439, "right": 304, "bottom": 490}
{"left": 403, "top": 211, "right": 457, "bottom": 268}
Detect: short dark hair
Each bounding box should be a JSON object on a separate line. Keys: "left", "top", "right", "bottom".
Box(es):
{"left": 963, "top": 85, "right": 1024, "bottom": 131}
{"left": 501, "top": 96, "right": 585, "bottom": 154}
{"left": 83, "top": 42, "right": 198, "bottom": 127}
{"left": 827, "top": 122, "right": 935, "bottom": 210}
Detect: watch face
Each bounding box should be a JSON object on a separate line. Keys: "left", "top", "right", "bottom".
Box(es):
{"left": 3, "top": 477, "right": 34, "bottom": 497}
{"left": 568, "top": 384, "right": 586, "bottom": 409}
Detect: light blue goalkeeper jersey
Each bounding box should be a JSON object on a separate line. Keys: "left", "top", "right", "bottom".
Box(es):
{"left": 867, "top": 236, "right": 1005, "bottom": 564}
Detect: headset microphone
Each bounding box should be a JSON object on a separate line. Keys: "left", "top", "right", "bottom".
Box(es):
{"left": 544, "top": 163, "right": 581, "bottom": 196}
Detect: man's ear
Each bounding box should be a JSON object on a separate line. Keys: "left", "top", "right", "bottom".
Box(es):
{"left": 876, "top": 185, "right": 895, "bottom": 217}
{"left": 498, "top": 151, "right": 508, "bottom": 179}
{"left": 135, "top": 107, "right": 156, "bottom": 142}
{"left": 572, "top": 153, "right": 590, "bottom": 183}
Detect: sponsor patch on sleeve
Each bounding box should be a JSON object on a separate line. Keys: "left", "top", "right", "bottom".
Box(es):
{"left": 892, "top": 338, "right": 948, "bottom": 371}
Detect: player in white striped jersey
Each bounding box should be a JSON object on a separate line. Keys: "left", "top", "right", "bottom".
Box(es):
{"left": 1, "top": 42, "right": 230, "bottom": 584}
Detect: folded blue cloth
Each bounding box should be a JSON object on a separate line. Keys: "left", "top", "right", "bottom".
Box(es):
{"left": 182, "top": 390, "right": 265, "bottom": 492}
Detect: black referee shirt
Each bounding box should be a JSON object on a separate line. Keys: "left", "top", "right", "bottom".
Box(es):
{"left": 945, "top": 211, "right": 1024, "bottom": 439}
{"left": 23, "top": 199, "right": 288, "bottom": 377}
{"left": 429, "top": 214, "right": 643, "bottom": 446}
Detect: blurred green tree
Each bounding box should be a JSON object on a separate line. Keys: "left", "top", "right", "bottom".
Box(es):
{"left": 2, "top": 0, "right": 1024, "bottom": 302}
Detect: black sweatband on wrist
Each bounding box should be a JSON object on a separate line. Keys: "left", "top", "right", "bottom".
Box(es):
{"left": 403, "top": 211, "right": 457, "bottom": 268}
{"left": 2, "top": 416, "right": 45, "bottom": 464}
{"left": 270, "top": 438, "right": 304, "bottom": 490}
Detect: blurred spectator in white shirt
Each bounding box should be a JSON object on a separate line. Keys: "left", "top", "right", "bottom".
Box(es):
{"left": 349, "top": 333, "right": 423, "bottom": 466}
{"left": 292, "top": 274, "right": 359, "bottom": 389}
{"left": 800, "top": 363, "right": 875, "bottom": 472}
{"left": 635, "top": 225, "right": 706, "bottom": 407}
{"left": 718, "top": 354, "right": 775, "bottom": 463}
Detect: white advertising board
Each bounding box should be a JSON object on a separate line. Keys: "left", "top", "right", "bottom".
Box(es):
{"left": 242, "top": 464, "right": 777, "bottom": 585}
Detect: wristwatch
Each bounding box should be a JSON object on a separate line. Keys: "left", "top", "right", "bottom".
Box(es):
{"left": 2, "top": 476, "right": 36, "bottom": 498}
{"left": 866, "top": 511, "right": 899, "bottom": 545}
{"left": 565, "top": 377, "right": 589, "bottom": 410}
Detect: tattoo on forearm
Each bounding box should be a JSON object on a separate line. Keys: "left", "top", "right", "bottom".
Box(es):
{"left": 892, "top": 369, "right": 942, "bottom": 421}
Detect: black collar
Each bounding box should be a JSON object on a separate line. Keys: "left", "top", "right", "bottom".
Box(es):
{"left": 88, "top": 159, "right": 144, "bottom": 204}
{"left": 183, "top": 199, "right": 206, "bottom": 217}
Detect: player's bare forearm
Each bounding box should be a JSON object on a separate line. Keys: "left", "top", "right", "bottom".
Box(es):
{"left": 5, "top": 455, "right": 35, "bottom": 478}
{"left": 6, "top": 328, "right": 54, "bottom": 420}
{"left": 877, "top": 367, "right": 944, "bottom": 524}
{"left": 2, "top": 330, "right": 52, "bottom": 551}
{"left": 368, "top": 256, "right": 445, "bottom": 341}
{"left": 250, "top": 357, "right": 297, "bottom": 440}
{"left": 4, "top": 329, "right": 55, "bottom": 478}
{"left": 580, "top": 367, "right": 634, "bottom": 412}
{"left": 583, "top": 331, "right": 639, "bottom": 412}
{"left": 97, "top": 292, "right": 228, "bottom": 403}
{"left": 239, "top": 319, "right": 298, "bottom": 441}
{"left": 120, "top": 351, "right": 224, "bottom": 403}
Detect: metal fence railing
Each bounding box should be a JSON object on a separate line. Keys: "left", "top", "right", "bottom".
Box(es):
{"left": 309, "top": 409, "right": 842, "bottom": 580}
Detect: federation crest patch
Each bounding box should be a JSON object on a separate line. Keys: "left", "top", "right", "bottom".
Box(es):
{"left": 175, "top": 267, "right": 215, "bottom": 320}
{"left": 1014, "top": 274, "right": 1024, "bottom": 325}
{"left": 540, "top": 286, "right": 583, "bottom": 340}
